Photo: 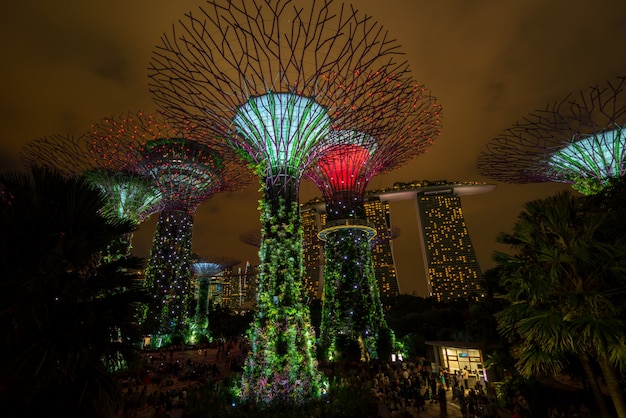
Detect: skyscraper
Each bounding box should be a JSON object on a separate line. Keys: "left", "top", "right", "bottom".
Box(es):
{"left": 416, "top": 192, "right": 481, "bottom": 301}
{"left": 363, "top": 198, "right": 400, "bottom": 299}
{"left": 380, "top": 180, "right": 495, "bottom": 301}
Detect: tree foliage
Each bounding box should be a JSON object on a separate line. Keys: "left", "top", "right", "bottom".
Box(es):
{"left": 493, "top": 187, "right": 626, "bottom": 416}
{"left": 0, "top": 167, "right": 148, "bottom": 418}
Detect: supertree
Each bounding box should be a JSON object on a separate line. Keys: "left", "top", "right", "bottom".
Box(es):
{"left": 190, "top": 256, "right": 240, "bottom": 343}
{"left": 20, "top": 133, "right": 163, "bottom": 262}
{"left": 477, "top": 75, "right": 626, "bottom": 196}
{"left": 147, "top": 0, "right": 434, "bottom": 405}
{"left": 305, "top": 87, "right": 441, "bottom": 362}
{"left": 91, "top": 111, "right": 252, "bottom": 343}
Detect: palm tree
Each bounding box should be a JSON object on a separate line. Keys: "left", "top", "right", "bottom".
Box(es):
{"left": 0, "top": 167, "right": 148, "bottom": 418}
{"left": 494, "top": 190, "right": 626, "bottom": 417}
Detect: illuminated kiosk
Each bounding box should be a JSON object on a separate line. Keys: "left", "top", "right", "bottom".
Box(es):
{"left": 148, "top": 0, "right": 419, "bottom": 405}
{"left": 20, "top": 134, "right": 163, "bottom": 262}
{"left": 478, "top": 75, "right": 626, "bottom": 195}
{"left": 91, "top": 111, "right": 251, "bottom": 343}
{"left": 307, "top": 97, "right": 441, "bottom": 363}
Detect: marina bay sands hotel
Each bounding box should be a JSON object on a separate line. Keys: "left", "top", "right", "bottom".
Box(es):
{"left": 300, "top": 180, "right": 496, "bottom": 302}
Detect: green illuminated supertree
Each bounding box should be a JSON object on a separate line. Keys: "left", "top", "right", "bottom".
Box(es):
{"left": 91, "top": 112, "right": 251, "bottom": 343}
{"left": 306, "top": 88, "right": 441, "bottom": 363}
{"left": 191, "top": 261, "right": 223, "bottom": 341}
{"left": 190, "top": 256, "right": 239, "bottom": 342}
{"left": 147, "top": 0, "right": 426, "bottom": 405}
{"left": 20, "top": 133, "right": 163, "bottom": 262}
{"left": 478, "top": 75, "right": 626, "bottom": 195}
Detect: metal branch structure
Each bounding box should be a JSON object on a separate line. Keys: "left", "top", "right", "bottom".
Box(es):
{"left": 91, "top": 111, "right": 252, "bottom": 342}
{"left": 20, "top": 134, "right": 163, "bottom": 261}
{"left": 478, "top": 75, "right": 626, "bottom": 195}
{"left": 146, "top": 0, "right": 433, "bottom": 405}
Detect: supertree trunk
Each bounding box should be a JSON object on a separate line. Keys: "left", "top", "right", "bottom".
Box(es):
{"left": 240, "top": 176, "right": 321, "bottom": 405}
{"left": 320, "top": 228, "right": 388, "bottom": 362}
{"left": 192, "top": 276, "right": 210, "bottom": 340}
{"left": 144, "top": 209, "right": 195, "bottom": 342}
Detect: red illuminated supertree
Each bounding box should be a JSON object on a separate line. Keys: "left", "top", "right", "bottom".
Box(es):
{"left": 305, "top": 83, "right": 441, "bottom": 361}
{"left": 478, "top": 75, "right": 626, "bottom": 196}
{"left": 20, "top": 133, "right": 163, "bottom": 262}
{"left": 91, "top": 111, "right": 252, "bottom": 342}
{"left": 147, "top": 0, "right": 440, "bottom": 404}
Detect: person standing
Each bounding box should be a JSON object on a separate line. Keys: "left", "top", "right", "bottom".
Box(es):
{"left": 429, "top": 375, "right": 438, "bottom": 403}
{"left": 438, "top": 384, "right": 448, "bottom": 417}
{"left": 457, "top": 386, "right": 468, "bottom": 418}
{"left": 462, "top": 367, "right": 469, "bottom": 390}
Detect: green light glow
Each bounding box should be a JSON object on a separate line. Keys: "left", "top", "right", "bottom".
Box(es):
{"left": 230, "top": 92, "right": 328, "bottom": 405}
{"left": 190, "top": 262, "right": 223, "bottom": 343}
{"left": 239, "top": 194, "right": 322, "bottom": 405}
{"left": 84, "top": 170, "right": 163, "bottom": 223}
{"left": 232, "top": 93, "right": 331, "bottom": 177}
{"left": 549, "top": 126, "right": 626, "bottom": 194}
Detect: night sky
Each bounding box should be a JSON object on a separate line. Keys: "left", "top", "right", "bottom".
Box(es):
{"left": 2, "top": 0, "right": 626, "bottom": 296}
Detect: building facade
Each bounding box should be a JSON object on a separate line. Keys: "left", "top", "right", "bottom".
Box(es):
{"left": 378, "top": 180, "right": 495, "bottom": 302}
{"left": 416, "top": 191, "right": 482, "bottom": 301}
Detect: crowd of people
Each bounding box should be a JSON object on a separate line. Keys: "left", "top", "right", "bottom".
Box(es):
{"left": 115, "top": 338, "right": 246, "bottom": 417}
{"left": 114, "top": 343, "right": 509, "bottom": 418}
{"left": 366, "top": 362, "right": 500, "bottom": 417}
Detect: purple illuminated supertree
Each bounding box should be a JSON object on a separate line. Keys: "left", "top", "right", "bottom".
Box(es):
{"left": 20, "top": 133, "right": 163, "bottom": 262}
{"left": 147, "top": 0, "right": 434, "bottom": 404}
{"left": 478, "top": 75, "right": 626, "bottom": 195}
{"left": 91, "top": 111, "right": 251, "bottom": 342}
{"left": 305, "top": 86, "right": 441, "bottom": 361}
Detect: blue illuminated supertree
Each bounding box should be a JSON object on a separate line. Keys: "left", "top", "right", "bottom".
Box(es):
{"left": 20, "top": 133, "right": 163, "bottom": 262}
{"left": 91, "top": 111, "right": 252, "bottom": 343}
{"left": 306, "top": 85, "right": 441, "bottom": 362}
{"left": 147, "top": 0, "right": 423, "bottom": 405}
{"left": 478, "top": 75, "right": 626, "bottom": 195}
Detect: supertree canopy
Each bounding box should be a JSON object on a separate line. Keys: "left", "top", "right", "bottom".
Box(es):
{"left": 91, "top": 111, "right": 251, "bottom": 342}
{"left": 147, "top": 0, "right": 438, "bottom": 405}
{"left": 477, "top": 75, "right": 626, "bottom": 195}
{"left": 20, "top": 133, "right": 163, "bottom": 262}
